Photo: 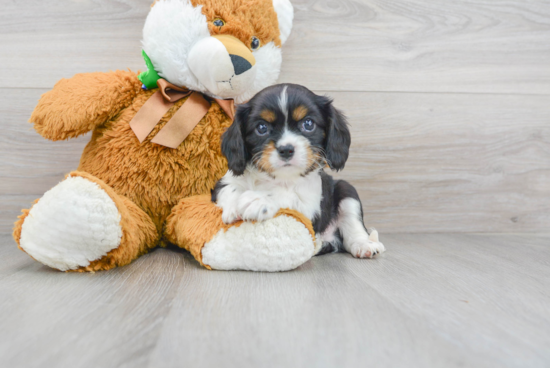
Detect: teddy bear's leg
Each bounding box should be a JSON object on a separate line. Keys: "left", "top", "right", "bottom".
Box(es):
{"left": 165, "top": 195, "right": 317, "bottom": 272}
{"left": 13, "top": 171, "right": 158, "bottom": 272}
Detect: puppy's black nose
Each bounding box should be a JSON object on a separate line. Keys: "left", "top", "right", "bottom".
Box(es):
{"left": 277, "top": 145, "right": 294, "bottom": 160}
{"left": 229, "top": 54, "right": 252, "bottom": 75}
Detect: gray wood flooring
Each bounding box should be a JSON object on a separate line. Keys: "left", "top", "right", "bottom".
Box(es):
{"left": 2, "top": 0, "right": 550, "bottom": 94}
{"left": 3, "top": 89, "right": 550, "bottom": 234}
{"left": 1, "top": 0, "right": 549, "bottom": 367}
{"left": 1, "top": 0, "right": 549, "bottom": 233}
{"left": 1, "top": 233, "right": 549, "bottom": 368}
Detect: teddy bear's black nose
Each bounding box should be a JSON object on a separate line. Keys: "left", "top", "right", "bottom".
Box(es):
{"left": 277, "top": 145, "right": 295, "bottom": 160}
{"left": 230, "top": 54, "right": 253, "bottom": 75}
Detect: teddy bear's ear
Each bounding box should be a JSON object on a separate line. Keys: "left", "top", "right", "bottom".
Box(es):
{"left": 273, "top": 0, "right": 294, "bottom": 45}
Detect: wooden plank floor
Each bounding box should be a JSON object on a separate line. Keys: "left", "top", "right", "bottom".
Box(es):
{"left": 2, "top": 0, "right": 550, "bottom": 94}
{"left": 1, "top": 1, "right": 549, "bottom": 367}
{"left": 1, "top": 0, "right": 549, "bottom": 233}
{"left": 3, "top": 89, "right": 550, "bottom": 234}
{"left": 1, "top": 233, "right": 549, "bottom": 368}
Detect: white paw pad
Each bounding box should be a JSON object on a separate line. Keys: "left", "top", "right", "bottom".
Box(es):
{"left": 19, "top": 176, "right": 123, "bottom": 271}
{"left": 237, "top": 191, "right": 278, "bottom": 222}
{"left": 350, "top": 238, "right": 386, "bottom": 259}
{"left": 221, "top": 206, "right": 241, "bottom": 225}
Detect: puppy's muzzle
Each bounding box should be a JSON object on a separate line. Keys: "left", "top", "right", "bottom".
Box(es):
{"left": 277, "top": 144, "right": 295, "bottom": 161}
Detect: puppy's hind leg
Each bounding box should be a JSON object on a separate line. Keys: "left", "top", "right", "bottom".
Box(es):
{"left": 334, "top": 181, "right": 385, "bottom": 259}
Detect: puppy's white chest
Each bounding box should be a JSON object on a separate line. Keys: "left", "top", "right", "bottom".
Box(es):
{"left": 265, "top": 173, "right": 323, "bottom": 220}
{"left": 219, "top": 170, "right": 323, "bottom": 223}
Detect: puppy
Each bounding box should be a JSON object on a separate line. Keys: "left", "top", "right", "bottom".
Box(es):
{"left": 212, "top": 84, "right": 385, "bottom": 258}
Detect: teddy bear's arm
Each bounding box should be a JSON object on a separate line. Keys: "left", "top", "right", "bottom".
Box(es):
{"left": 30, "top": 70, "right": 142, "bottom": 141}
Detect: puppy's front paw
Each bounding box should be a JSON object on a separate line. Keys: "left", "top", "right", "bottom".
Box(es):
{"left": 238, "top": 191, "right": 278, "bottom": 222}
{"left": 221, "top": 207, "right": 241, "bottom": 224}
{"left": 350, "top": 239, "right": 386, "bottom": 259}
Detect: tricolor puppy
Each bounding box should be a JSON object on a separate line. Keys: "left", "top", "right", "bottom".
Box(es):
{"left": 212, "top": 84, "right": 385, "bottom": 258}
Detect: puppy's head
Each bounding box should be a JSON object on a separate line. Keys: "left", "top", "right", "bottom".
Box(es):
{"left": 221, "top": 84, "right": 350, "bottom": 177}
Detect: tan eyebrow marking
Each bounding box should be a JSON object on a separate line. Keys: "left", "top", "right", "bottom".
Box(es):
{"left": 260, "top": 110, "right": 276, "bottom": 123}
{"left": 292, "top": 105, "right": 308, "bottom": 121}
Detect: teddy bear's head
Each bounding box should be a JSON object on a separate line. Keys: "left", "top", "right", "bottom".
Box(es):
{"left": 142, "top": 0, "right": 293, "bottom": 104}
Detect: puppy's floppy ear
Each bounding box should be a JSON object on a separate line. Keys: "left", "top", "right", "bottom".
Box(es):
{"left": 319, "top": 96, "right": 351, "bottom": 171}
{"left": 221, "top": 103, "right": 250, "bottom": 176}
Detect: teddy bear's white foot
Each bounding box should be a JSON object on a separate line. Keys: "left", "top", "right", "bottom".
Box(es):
{"left": 19, "top": 176, "right": 123, "bottom": 271}
{"left": 201, "top": 215, "right": 315, "bottom": 272}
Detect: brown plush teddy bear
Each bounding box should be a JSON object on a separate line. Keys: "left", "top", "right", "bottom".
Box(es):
{"left": 13, "top": 0, "right": 322, "bottom": 272}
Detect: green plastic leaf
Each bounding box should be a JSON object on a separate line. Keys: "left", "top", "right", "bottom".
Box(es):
{"left": 138, "top": 50, "right": 161, "bottom": 89}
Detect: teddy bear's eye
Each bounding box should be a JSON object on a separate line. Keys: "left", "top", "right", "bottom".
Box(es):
{"left": 251, "top": 36, "right": 260, "bottom": 50}
{"left": 213, "top": 18, "right": 225, "bottom": 27}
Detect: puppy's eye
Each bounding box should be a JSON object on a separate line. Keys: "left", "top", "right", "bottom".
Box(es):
{"left": 251, "top": 36, "right": 260, "bottom": 50}
{"left": 213, "top": 18, "right": 225, "bottom": 27}
{"left": 301, "top": 118, "right": 316, "bottom": 133}
{"left": 256, "top": 123, "right": 269, "bottom": 136}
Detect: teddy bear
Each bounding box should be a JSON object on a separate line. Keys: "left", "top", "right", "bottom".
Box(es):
{"left": 12, "top": 0, "right": 324, "bottom": 272}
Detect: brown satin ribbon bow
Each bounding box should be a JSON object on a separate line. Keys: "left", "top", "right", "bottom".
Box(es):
{"left": 129, "top": 79, "right": 235, "bottom": 149}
